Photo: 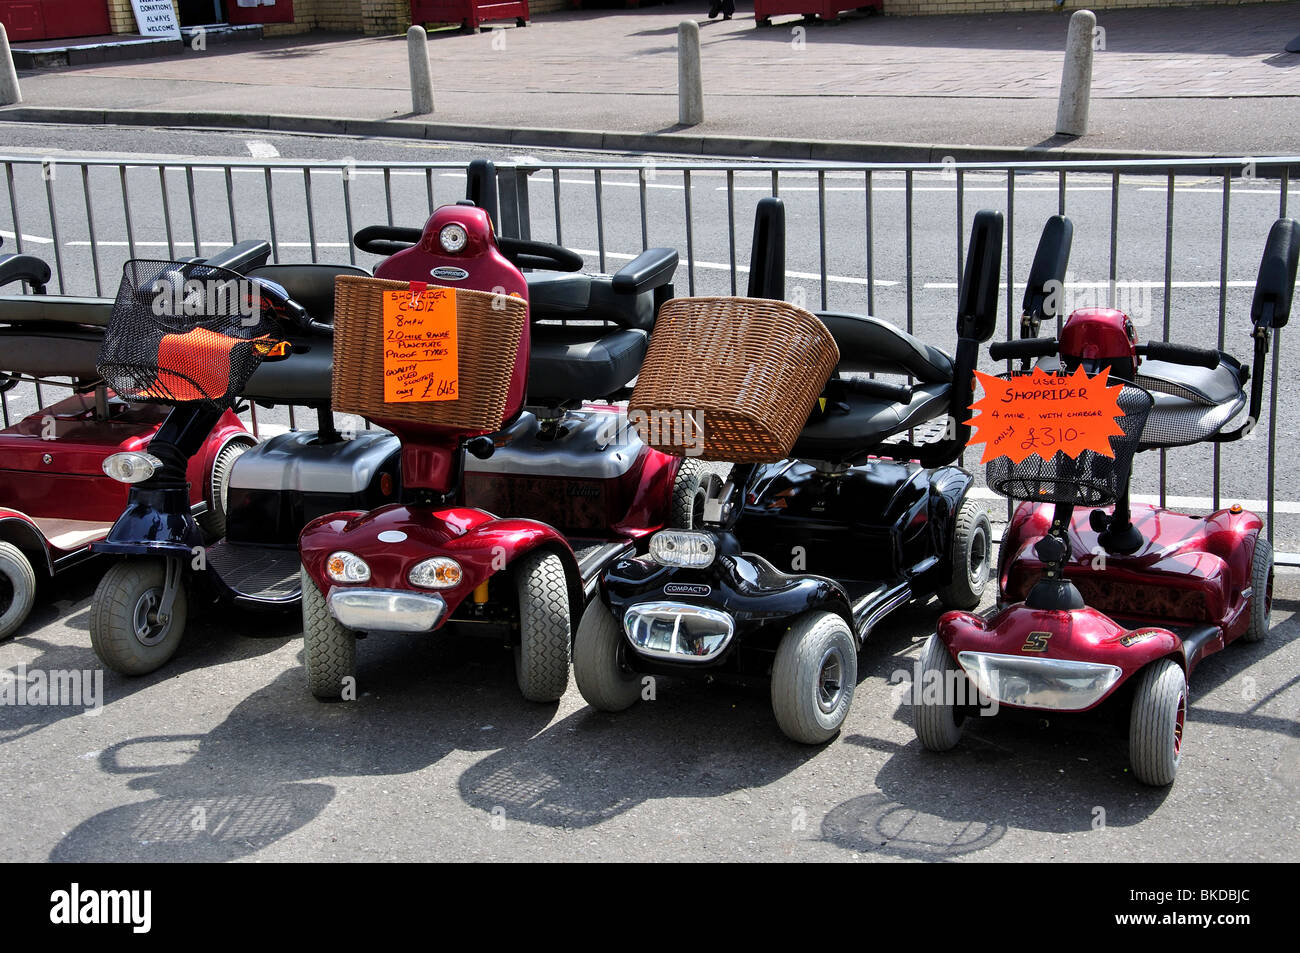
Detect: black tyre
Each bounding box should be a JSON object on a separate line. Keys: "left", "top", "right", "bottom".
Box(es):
{"left": 0, "top": 541, "right": 38, "bottom": 641}
{"left": 912, "top": 633, "right": 966, "bottom": 751}
{"left": 935, "top": 497, "right": 992, "bottom": 610}
{"left": 573, "top": 600, "right": 642, "bottom": 712}
{"left": 197, "top": 440, "right": 252, "bottom": 541}
{"left": 771, "top": 611, "right": 857, "bottom": 744}
{"left": 513, "top": 551, "right": 571, "bottom": 702}
{"left": 301, "top": 568, "right": 356, "bottom": 700}
{"left": 1242, "top": 537, "right": 1273, "bottom": 643}
{"left": 90, "top": 559, "right": 188, "bottom": 675}
{"left": 669, "top": 459, "right": 707, "bottom": 529}
{"left": 1129, "top": 659, "right": 1187, "bottom": 786}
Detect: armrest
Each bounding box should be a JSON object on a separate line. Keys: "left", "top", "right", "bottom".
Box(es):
{"left": 0, "top": 253, "right": 52, "bottom": 293}
{"left": 201, "top": 240, "right": 273, "bottom": 273}
{"left": 612, "top": 247, "right": 679, "bottom": 296}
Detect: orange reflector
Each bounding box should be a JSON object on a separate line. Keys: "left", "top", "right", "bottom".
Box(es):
{"left": 473, "top": 580, "right": 489, "bottom": 604}
{"left": 380, "top": 472, "right": 394, "bottom": 497}
{"left": 1230, "top": 504, "right": 1243, "bottom": 514}
{"left": 327, "top": 555, "right": 346, "bottom": 578}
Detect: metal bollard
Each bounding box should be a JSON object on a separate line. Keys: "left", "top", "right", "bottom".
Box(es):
{"left": 678, "top": 20, "right": 703, "bottom": 126}
{"left": 1056, "top": 9, "right": 1096, "bottom": 137}
{"left": 0, "top": 24, "right": 22, "bottom": 108}
{"left": 407, "top": 25, "right": 434, "bottom": 115}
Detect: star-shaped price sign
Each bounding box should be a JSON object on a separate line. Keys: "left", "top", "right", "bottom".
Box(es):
{"left": 968, "top": 364, "right": 1128, "bottom": 465}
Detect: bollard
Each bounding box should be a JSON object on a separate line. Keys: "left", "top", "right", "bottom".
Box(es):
{"left": 407, "top": 25, "right": 434, "bottom": 115}
{"left": 1055, "top": 9, "right": 1095, "bottom": 137}
{"left": 678, "top": 20, "right": 703, "bottom": 126}
{"left": 0, "top": 24, "right": 21, "bottom": 108}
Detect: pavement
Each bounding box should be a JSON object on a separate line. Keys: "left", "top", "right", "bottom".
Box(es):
{"left": 3, "top": 4, "right": 1300, "bottom": 159}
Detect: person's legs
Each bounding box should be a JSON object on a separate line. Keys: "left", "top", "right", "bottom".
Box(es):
{"left": 708, "top": 0, "right": 721, "bottom": 17}
{"left": 721, "top": 0, "right": 735, "bottom": 17}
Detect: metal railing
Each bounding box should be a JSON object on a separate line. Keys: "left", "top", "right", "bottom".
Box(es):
{"left": 2, "top": 153, "right": 1297, "bottom": 558}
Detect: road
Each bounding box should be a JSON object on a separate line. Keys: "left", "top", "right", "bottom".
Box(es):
{"left": 0, "top": 127, "right": 1298, "bottom": 862}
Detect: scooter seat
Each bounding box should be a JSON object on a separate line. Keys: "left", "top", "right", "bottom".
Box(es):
{"left": 528, "top": 325, "right": 648, "bottom": 404}
{"left": 1136, "top": 357, "right": 1248, "bottom": 448}
{"left": 526, "top": 271, "right": 654, "bottom": 331}
{"left": 791, "top": 381, "right": 951, "bottom": 462}
{"left": 246, "top": 264, "right": 370, "bottom": 326}
{"left": 817, "top": 312, "right": 954, "bottom": 383}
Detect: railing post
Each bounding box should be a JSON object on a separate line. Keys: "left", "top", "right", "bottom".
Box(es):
{"left": 1056, "top": 9, "right": 1095, "bottom": 137}
{"left": 678, "top": 20, "right": 703, "bottom": 127}
{"left": 0, "top": 24, "right": 22, "bottom": 107}
{"left": 407, "top": 26, "right": 434, "bottom": 115}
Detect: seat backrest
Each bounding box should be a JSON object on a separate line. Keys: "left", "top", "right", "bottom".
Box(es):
{"left": 816, "top": 312, "right": 953, "bottom": 383}
{"left": 246, "top": 264, "right": 369, "bottom": 324}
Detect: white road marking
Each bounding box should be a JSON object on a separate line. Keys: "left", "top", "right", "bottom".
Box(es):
{"left": 568, "top": 248, "right": 898, "bottom": 287}
{"left": 0, "top": 229, "right": 54, "bottom": 244}
{"left": 245, "top": 141, "right": 281, "bottom": 160}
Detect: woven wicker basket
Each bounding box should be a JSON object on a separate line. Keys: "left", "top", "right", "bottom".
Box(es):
{"left": 629, "top": 296, "right": 840, "bottom": 462}
{"left": 331, "top": 275, "right": 527, "bottom": 431}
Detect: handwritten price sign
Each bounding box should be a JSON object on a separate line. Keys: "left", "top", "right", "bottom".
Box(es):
{"left": 383, "top": 288, "right": 459, "bottom": 403}
{"left": 969, "top": 365, "right": 1127, "bottom": 465}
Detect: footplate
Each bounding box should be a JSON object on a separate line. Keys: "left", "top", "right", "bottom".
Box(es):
{"left": 205, "top": 540, "right": 302, "bottom": 606}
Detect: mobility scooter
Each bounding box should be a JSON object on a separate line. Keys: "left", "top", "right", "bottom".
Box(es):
{"left": 914, "top": 216, "right": 1299, "bottom": 786}
{"left": 298, "top": 200, "right": 694, "bottom": 703}
{"left": 0, "top": 239, "right": 259, "bottom": 642}
{"left": 571, "top": 208, "right": 1073, "bottom": 744}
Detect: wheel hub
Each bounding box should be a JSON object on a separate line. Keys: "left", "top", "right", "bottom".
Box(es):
{"left": 969, "top": 528, "right": 989, "bottom": 584}
{"left": 0, "top": 575, "right": 13, "bottom": 615}
{"left": 1173, "top": 691, "right": 1186, "bottom": 758}
{"left": 817, "top": 646, "right": 845, "bottom": 714}
{"left": 132, "top": 588, "right": 169, "bottom": 647}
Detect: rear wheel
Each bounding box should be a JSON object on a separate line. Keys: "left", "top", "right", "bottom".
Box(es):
{"left": 669, "top": 459, "right": 706, "bottom": 529}
{"left": 513, "top": 551, "right": 571, "bottom": 702}
{"left": 913, "top": 633, "right": 967, "bottom": 751}
{"left": 573, "top": 600, "right": 642, "bottom": 712}
{"left": 1129, "top": 659, "right": 1187, "bottom": 786}
{"left": 301, "top": 567, "right": 355, "bottom": 700}
{"left": 771, "top": 611, "right": 857, "bottom": 744}
{"left": 935, "top": 498, "right": 992, "bottom": 610}
{"left": 1242, "top": 537, "right": 1273, "bottom": 643}
{"left": 0, "top": 541, "right": 38, "bottom": 641}
{"left": 197, "top": 440, "right": 252, "bottom": 541}
{"left": 90, "top": 558, "right": 188, "bottom": 675}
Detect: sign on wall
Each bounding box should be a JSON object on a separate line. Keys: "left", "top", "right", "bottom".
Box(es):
{"left": 130, "top": 0, "right": 181, "bottom": 40}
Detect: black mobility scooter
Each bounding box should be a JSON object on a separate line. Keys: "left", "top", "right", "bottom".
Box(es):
{"left": 573, "top": 207, "right": 1072, "bottom": 743}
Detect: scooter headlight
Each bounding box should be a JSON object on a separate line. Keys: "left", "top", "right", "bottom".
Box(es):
{"left": 326, "top": 551, "right": 371, "bottom": 584}
{"left": 102, "top": 451, "right": 163, "bottom": 484}
{"left": 408, "top": 557, "right": 463, "bottom": 589}
{"left": 649, "top": 530, "right": 716, "bottom": 569}
{"left": 439, "top": 223, "right": 468, "bottom": 254}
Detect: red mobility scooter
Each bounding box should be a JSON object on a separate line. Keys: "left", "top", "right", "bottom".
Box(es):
{"left": 914, "top": 217, "right": 1299, "bottom": 785}
{"left": 298, "top": 203, "right": 691, "bottom": 703}
{"left": 0, "top": 239, "right": 264, "bottom": 642}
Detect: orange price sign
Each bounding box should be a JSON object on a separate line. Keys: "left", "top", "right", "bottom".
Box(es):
{"left": 382, "top": 288, "right": 459, "bottom": 403}
{"left": 968, "top": 364, "right": 1128, "bottom": 465}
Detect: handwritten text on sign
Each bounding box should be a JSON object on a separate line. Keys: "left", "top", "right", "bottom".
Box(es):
{"left": 968, "top": 365, "right": 1127, "bottom": 465}
{"left": 383, "top": 289, "right": 459, "bottom": 402}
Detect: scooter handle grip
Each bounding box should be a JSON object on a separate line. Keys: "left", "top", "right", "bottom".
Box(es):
{"left": 989, "top": 337, "right": 1059, "bottom": 361}
{"left": 1139, "top": 341, "right": 1221, "bottom": 370}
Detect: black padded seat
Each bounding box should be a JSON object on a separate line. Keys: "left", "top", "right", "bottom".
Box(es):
{"left": 1136, "top": 358, "right": 1248, "bottom": 448}
{"left": 791, "top": 381, "right": 951, "bottom": 461}
{"left": 527, "top": 271, "right": 654, "bottom": 331}
{"left": 816, "top": 312, "right": 954, "bottom": 383}
{"left": 527, "top": 325, "right": 648, "bottom": 404}
{"left": 246, "top": 263, "right": 369, "bottom": 327}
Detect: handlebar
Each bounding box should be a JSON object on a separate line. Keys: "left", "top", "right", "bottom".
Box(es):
{"left": 989, "top": 337, "right": 1059, "bottom": 362}
{"left": 353, "top": 225, "right": 422, "bottom": 257}
{"left": 353, "top": 226, "right": 585, "bottom": 273}
{"left": 1137, "top": 341, "right": 1221, "bottom": 370}
{"left": 832, "top": 375, "right": 913, "bottom": 405}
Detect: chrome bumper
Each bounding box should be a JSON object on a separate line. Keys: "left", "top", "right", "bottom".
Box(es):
{"left": 328, "top": 588, "right": 447, "bottom": 633}
{"left": 957, "top": 651, "right": 1123, "bottom": 711}
{"left": 623, "top": 601, "right": 735, "bottom": 662}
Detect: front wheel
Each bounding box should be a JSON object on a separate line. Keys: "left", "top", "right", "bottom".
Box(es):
{"left": 912, "top": 633, "right": 967, "bottom": 751}
{"left": 90, "top": 558, "right": 188, "bottom": 675}
{"left": 513, "top": 551, "right": 572, "bottom": 702}
{"left": 935, "top": 497, "right": 992, "bottom": 610}
{"left": 669, "top": 458, "right": 706, "bottom": 529}
{"left": 1242, "top": 537, "right": 1273, "bottom": 643}
{"left": 301, "top": 568, "right": 356, "bottom": 700}
{"left": 771, "top": 611, "right": 857, "bottom": 744}
{"left": 1129, "top": 659, "right": 1187, "bottom": 786}
{"left": 0, "top": 541, "right": 38, "bottom": 641}
{"left": 573, "top": 600, "right": 642, "bottom": 712}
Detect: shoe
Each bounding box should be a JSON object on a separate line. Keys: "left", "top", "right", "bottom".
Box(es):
{"left": 708, "top": 2, "right": 720, "bottom": 17}
{"left": 723, "top": 12, "right": 732, "bottom": 18}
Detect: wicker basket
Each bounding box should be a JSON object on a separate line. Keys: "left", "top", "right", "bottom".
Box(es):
{"left": 629, "top": 296, "right": 840, "bottom": 462}
{"left": 331, "top": 275, "right": 527, "bottom": 432}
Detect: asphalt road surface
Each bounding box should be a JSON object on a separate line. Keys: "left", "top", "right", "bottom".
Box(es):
{"left": 1, "top": 127, "right": 1298, "bottom": 862}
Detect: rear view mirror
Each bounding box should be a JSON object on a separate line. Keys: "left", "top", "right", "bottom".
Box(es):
{"left": 1251, "top": 218, "right": 1299, "bottom": 329}
{"left": 747, "top": 197, "right": 786, "bottom": 301}
{"left": 958, "top": 209, "right": 1004, "bottom": 341}
{"left": 1023, "top": 215, "right": 1074, "bottom": 325}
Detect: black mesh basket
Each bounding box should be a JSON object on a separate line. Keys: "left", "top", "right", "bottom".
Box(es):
{"left": 985, "top": 373, "right": 1154, "bottom": 507}
{"left": 97, "top": 259, "right": 282, "bottom": 411}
